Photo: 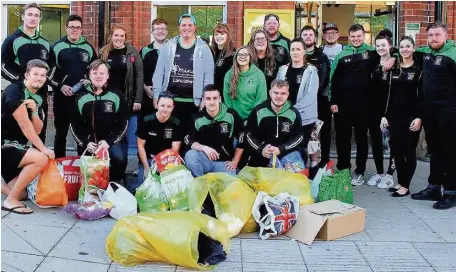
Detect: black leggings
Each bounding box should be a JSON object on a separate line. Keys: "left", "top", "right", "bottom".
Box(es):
{"left": 389, "top": 118, "right": 420, "bottom": 189}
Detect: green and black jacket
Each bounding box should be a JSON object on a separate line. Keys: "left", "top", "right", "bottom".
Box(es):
{"left": 270, "top": 32, "right": 291, "bottom": 66}
{"left": 1, "top": 26, "right": 51, "bottom": 83}
{"left": 139, "top": 41, "right": 161, "bottom": 86}
{"left": 48, "top": 36, "right": 97, "bottom": 89}
{"left": 70, "top": 85, "right": 128, "bottom": 148}
{"left": 184, "top": 103, "right": 244, "bottom": 161}
{"left": 245, "top": 100, "right": 303, "bottom": 155}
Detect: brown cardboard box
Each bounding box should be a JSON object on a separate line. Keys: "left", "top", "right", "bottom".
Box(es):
{"left": 285, "top": 200, "right": 366, "bottom": 245}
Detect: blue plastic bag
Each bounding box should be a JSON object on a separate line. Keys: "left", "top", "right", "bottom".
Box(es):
{"left": 269, "top": 151, "right": 306, "bottom": 173}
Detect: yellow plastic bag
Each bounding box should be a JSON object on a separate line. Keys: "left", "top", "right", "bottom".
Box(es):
{"left": 106, "top": 211, "right": 230, "bottom": 269}
{"left": 238, "top": 167, "right": 314, "bottom": 206}
{"left": 188, "top": 173, "right": 257, "bottom": 237}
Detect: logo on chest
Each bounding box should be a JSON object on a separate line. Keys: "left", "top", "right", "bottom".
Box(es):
{"left": 164, "top": 128, "right": 173, "bottom": 139}
{"left": 407, "top": 73, "right": 415, "bottom": 81}
{"left": 121, "top": 55, "right": 127, "bottom": 64}
{"left": 277, "top": 47, "right": 285, "bottom": 55}
{"left": 248, "top": 78, "right": 254, "bottom": 85}
{"left": 296, "top": 75, "right": 303, "bottom": 84}
{"left": 104, "top": 102, "right": 114, "bottom": 113}
{"left": 362, "top": 51, "right": 369, "bottom": 60}
{"left": 344, "top": 57, "right": 352, "bottom": 63}
{"left": 281, "top": 122, "right": 291, "bottom": 133}
{"left": 148, "top": 131, "right": 157, "bottom": 136}
{"left": 80, "top": 52, "right": 89, "bottom": 62}
{"left": 382, "top": 72, "right": 388, "bottom": 80}
{"left": 220, "top": 123, "right": 229, "bottom": 134}
{"left": 435, "top": 56, "right": 442, "bottom": 65}
{"left": 40, "top": 49, "right": 48, "bottom": 60}
{"left": 216, "top": 58, "right": 224, "bottom": 67}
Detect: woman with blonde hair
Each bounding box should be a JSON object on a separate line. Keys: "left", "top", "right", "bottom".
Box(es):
{"left": 223, "top": 46, "right": 267, "bottom": 121}
{"left": 211, "top": 23, "right": 236, "bottom": 95}
{"left": 100, "top": 25, "right": 144, "bottom": 156}
{"left": 248, "top": 29, "right": 278, "bottom": 89}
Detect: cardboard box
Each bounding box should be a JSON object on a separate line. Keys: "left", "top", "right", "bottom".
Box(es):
{"left": 285, "top": 200, "right": 366, "bottom": 245}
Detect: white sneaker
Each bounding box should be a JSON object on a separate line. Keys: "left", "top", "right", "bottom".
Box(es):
{"left": 367, "top": 174, "right": 383, "bottom": 186}
{"left": 351, "top": 173, "right": 365, "bottom": 186}
{"left": 377, "top": 174, "right": 394, "bottom": 189}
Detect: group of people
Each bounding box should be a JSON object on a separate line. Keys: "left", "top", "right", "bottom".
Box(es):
{"left": 1, "top": 3, "right": 455, "bottom": 215}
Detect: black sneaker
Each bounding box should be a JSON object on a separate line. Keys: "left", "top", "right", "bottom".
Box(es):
{"left": 433, "top": 194, "right": 456, "bottom": 210}
{"left": 411, "top": 188, "right": 442, "bottom": 201}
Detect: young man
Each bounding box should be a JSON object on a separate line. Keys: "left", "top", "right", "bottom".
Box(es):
{"left": 1, "top": 60, "right": 55, "bottom": 215}
{"left": 244, "top": 79, "right": 304, "bottom": 167}
{"left": 153, "top": 13, "right": 214, "bottom": 127}
{"left": 410, "top": 22, "right": 456, "bottom": 210}
{"left": 139, "top": 18, "right": 169, "bottom": 116}
{"left": 300, "top": 25, "right": 331, "bottom": 167}
{"left": 1, "top": 3, "right": 52, "bottom": 142}
{"left": 329, "top": 24, "right": 392, "bottom": 186}
{"left": 184, "top": 84, "right": 244, "bottom": 177}
{"left": 48, "top": 14, "right": 97, "bottom": 158}
{"left": 320, "top": 23, "right": 344, "bottom": 65}
{"left": 264, "top": 14, "right": 291, "bottom": 66}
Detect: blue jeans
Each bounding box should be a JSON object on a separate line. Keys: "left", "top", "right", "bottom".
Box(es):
{"left": 184, "top": 150, "right": 236, "bottom": 178}
{"left": 127, "top": 158, "right": 153, "bottom": 193}
{"left": 126, "top": 115, "right": 138, "bottom": 155}
{"left": 109, "top": 141, "right": 128, "bottom": 181}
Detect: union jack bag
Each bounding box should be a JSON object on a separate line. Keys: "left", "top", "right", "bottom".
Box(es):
{"left": 252, "top": 191, "right": 300, "bottom": 240}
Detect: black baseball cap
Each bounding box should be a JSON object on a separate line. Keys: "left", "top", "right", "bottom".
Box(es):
{"left": 323, "top": 23, "right": 339, "bottom": 33}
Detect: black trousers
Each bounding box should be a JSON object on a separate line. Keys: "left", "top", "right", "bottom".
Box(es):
{"left": 318, "top": 96, "right": 332, "bottom": 164}
{"left": 423, "top": 106, "right": 456, "bottom": 192}
{"left": 367, "top": 114, "right": 384, "bottom": 174}
{"left": 389, "top": 117, "right": 420, "bottom": 188}
{"left": 173, "top": 101, "right": 199, "bottom": 129}
{"left": 53, "top": 92, "right": 75, "bottom": 158}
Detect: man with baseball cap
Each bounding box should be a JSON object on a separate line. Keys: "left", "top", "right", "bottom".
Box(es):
{"left": 263, "top": 14, "right": 291, "bottom": 66}
{"left": 320, "top": 23, "right": 344, "bottom": 65}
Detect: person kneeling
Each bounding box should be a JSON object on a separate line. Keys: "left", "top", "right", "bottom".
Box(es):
{"left": 134, "top": 92, "right": 183, "bottom": 192}
{"left": 1, "top": 60, "right": 55, "bottom": 214}
{"left": 244, "top": 79, "right": 304, "bottom": 167}
{"left": 70, "top": 60, "right": 129, "bottom": 184}
{"left": 184, "top": 84, "right": 244, "bottom": 177}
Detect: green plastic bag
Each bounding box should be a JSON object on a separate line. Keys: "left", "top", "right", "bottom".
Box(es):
{"left": 135, "top": 171, "right": 169, "bottom": 212}
{"left": 317, "top": 169, "right": 354, "bottom": 204}
{"left": 160, "top": 165, "right": 193, "bottom": 211}
{"left": 188, "top": 173, "right": 257, "bottom": 237}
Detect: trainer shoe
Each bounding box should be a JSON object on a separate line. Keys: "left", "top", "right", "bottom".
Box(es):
{"left": 367, "top": 174, "right": 383, "bottom": 186}
{"left": 433, "top": 194, "right": 456, "bottom": 210}
{"left": 377, "top": 174, "right": 394, "bottom": 189}
{"left": 411, "top": 188, "right": 442, "bottom": 201}
{"left": 351, "top": 173, "right": 365, "bottom": 186}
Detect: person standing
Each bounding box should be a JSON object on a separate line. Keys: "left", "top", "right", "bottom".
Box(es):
{"left": 153, "top": 14, "right": 214, "bottom": 127}
{"left": 320, "top": 23, "right": 344, "bottom": 65}
{"left": 263, "top": 14, "right": 290, "bottom": 66}
{"left": 410, "top": 22, "right": 456, "bottom": 210}
{"left": 1, "top": 3, "right": 52, "bottom": 142}
{"left": 48, "top": 15, "right": 97, "bottom": 158}
{"left": 248, "top": 29, "right": 278, "bottom": 90}
{"left": 139, "top": 18, "right": 169, "bottom": 116}
{"left": 100, "top": 25, "right": 144, "bottom": 156}
{"left": 211, "top": 23, "right": 236, "bottom": 97}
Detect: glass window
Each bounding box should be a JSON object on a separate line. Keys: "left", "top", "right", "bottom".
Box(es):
{"left": 6, "top": 4, "right": 69, "bottom": 44}
{"left": 354, "top": 4, "right": 389, "bottom": 45}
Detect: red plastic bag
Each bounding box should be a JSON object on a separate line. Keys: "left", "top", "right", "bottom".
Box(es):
{"left": 153, "top": 149, "right": 182, "bottom": 173}
{"left": 35, "top": 159, "right": 68, "bottom": 207}
{"left": 56, "top": 156, "right": 81, "bottom": 201}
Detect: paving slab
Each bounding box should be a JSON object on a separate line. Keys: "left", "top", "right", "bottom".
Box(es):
{"left": 241, "top": 239, "right": 304, "bottom": 265}
{"left": 334, "top": 231, "right": 373, "bottom": 242}
{"left": 72, "top": 217, "right": 117, "bottom": 231}
{"left": 400, "top": 198, "right": 456, "bottom": 219}
{"left": 2, "top": 204, "right": 78, "bottom": 229}
{"left": 242, "top": 262, "right": 307, "bottom": 272}
{"left": 109, "top": 263, "right": 176, "bottom": 272}
{"left": 0, "top": 251, "right": 44, "bottom": 272}
{"left": 1, "top": 223, "right": 42, "bottom": 255}
{"left": 1, "top": 209, "right": 9, "bottom": 218}
{"left": 434, "top": 268, "right": 456, "bottom": 272}
{"left": 365, "top": 226, "right": 446, "bottom": 243}
{"left": 420, "top": 218, "right": 456, "bottom": 242}
{"left": 225, "top": 238, "right": 241, "bottom": 263}
{"left": 306, "top": 265, "right": 372, "bottom": 272}
{"left": 35, "top": 257, "right": 110, "bottom": 272}
{"left": 371, "top": 266, "right": 436, "bottom": 272}
{"left": 413, "top": 243, "right": 456, "bottom": 268}
{"left": 48, "top": 228, "right": 112, "bottom": 264}
{"left": 175, "top": 261, "right": 242, "bottom": 272}
{"left": 365, "top": 209, "right": 430, "bottom": 230}
{"left": 299, "top": 241, "right": 368, "bottom": 267}
{"left": 356, "top": 242, "right": 431, "bottom": 268}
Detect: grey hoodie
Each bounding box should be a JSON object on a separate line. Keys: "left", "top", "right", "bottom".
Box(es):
{"left": 152, "top": 36, "right": 214, "bottom": 106}
{"left": 276, "top": 64, "right": 319, "bottom": 125}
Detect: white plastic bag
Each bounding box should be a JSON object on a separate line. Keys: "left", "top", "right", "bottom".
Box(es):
{"left": 252, "top": 191, "right": 299, "bottom": 240}
{"left": 98, "top": 182, "right": 137, "bottom": 220}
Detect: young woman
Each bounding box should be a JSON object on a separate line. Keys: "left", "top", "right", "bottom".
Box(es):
{"left": 276, "top": 38, "right": 319, "bottom": 167}
{"left": 381, "top": 36, "right": 422, "bottom": 197}
{"left": 248, "top": 29, "right": 278, "bottom": 90}
{"left": 223, "top": 46, "right": 267, "bottom": 121}
{"left": 100, "top": 25, "right": 144, "bottom": 156}
{"left": 211, "top": 23, "right": 235, "bottom": 96}
{"left": 134, "top": 92, "right": 183, "bottom": 192}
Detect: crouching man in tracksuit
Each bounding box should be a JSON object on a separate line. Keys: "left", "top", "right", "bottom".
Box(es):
{"left": 70, "top": 60, "right": 129, "bottom": 183}
{"left": 184, "top": 84, "right": 244, "bottom": 177}
{"left": 244, "top": 79, "right": 304, "bottom": 167}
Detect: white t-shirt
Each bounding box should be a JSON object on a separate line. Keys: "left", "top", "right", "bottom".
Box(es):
{"left": 322, "top": 43, "right": 343, "bottom": 66}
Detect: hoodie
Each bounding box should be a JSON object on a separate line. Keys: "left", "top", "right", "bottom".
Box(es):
{"left": 270, "top": 32, "right": 291, "bottom": 66}
{"left": 48, "top": 36, "right": 97, "bottom": 89}
{"left": 223, "top": 63, "right": 268, "bottom": 120}
{"left": 328, "top": 43, "right": 379, "bottom": 107}
{"left": 1, "top": 26, "right": 51, "bottom": 83}
{"left": 214, "top": 46, "right": 235, "bottom": 95}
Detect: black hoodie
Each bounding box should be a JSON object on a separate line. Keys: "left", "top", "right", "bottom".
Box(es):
{"left": 213, "top": 47, "right": 235, "bottom": 94}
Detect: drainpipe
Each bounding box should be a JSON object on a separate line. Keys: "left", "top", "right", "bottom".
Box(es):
{"left": 434, "top": 2, "right": 442, "bottom": 22}
{"left": 98, "top": 1, "right": 105, "bottom": 48}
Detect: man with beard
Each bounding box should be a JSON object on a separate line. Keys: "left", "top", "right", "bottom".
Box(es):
{"left": 263, "top": 14, "right": 291, "bottom": 66}
{"left": 300, "top": 25, "right": 331, "bottom": 168}
{"left": 320, "top": 23, "right": 344, "bottom": 65}
{"left": 410, "top": 22, "right": 456, "bottom": 210}
{"left": 244, "top": 79, "right": 304, "bottom": 167}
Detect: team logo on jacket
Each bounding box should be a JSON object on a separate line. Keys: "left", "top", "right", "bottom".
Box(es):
{"left": 216, "top": 58, "right": 224, "bottom": 67}
{"left": 104, "top": 102, "right": 114, "bottom": 113}
{"left": 362, "top": 51, "right": 369, "bottom": 60}
{"left": 40, "top": 49, "right": 48, "bottom": 59}
{"left": 164, "top": 128, "right": 173, "bottom": 139}
{"left": 281, "top": 122, "right": 291, "bottom": 133}
{"left": 296, "top": 75, "right": 302, "bottom": 84}
{"left": 248, "top": 78, "right": 254, "bottom": 85}
{"left": 220, "top": 123, "right": 229, "bottom": 134}
{"left": 435, "top": 56, "right": 442, "bottom": 65}
{"left": 80, "top": 52, "right": 89, "bottom": 62}
{"left": 277, "top": 47, "right": 285, "bottom": 55}
{"left": 344, "top": 57, "right": 352, "bottom": 63}
{"left": 382, "top": 72, "right": 388, "bottom": 80}
{"left": 407, "top": 73, "right": 415, "bottom": 81}
{"left": 121, "top": 55, "right": 127, "bottom": 63}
